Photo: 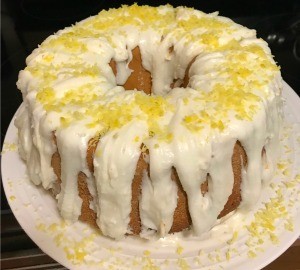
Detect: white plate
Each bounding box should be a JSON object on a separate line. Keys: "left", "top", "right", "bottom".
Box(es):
{"left": 2, "top": 81, "right": 300, "bottom": 270}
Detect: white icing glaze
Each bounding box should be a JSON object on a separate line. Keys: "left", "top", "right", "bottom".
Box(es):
{"left": 141, "top": 140, "right": 178, "bottom": 236}
{"left": 94, "top": 121, "right": 148, "bottom": 239}
{"left": 15, "top": 5, "right": 283, "bottom": 239}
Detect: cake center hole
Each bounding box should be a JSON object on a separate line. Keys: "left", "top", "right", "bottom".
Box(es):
{"left": 109, "top": 47, "right": 152, "bottom": 95}
{"left": 109, "top": 46, "right": 194, "bottom": 95}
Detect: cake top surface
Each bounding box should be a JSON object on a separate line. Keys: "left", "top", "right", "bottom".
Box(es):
{"left": 18, "top": 4, "right": 280, "bottom": 141}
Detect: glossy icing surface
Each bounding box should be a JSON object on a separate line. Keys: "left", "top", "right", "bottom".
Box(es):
{"left": 15, "top": 4, "right": 283, "bottom": 239}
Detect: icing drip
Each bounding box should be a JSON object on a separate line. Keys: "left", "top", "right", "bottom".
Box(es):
{"left": 140, "top": 140, "right": 178, "bottom": 236}
{"left": 15, "top": 4, "right": 283, "bottom": 239}
{"left": 93, "top": 122, "right": 148, "bottom": 239}
{"left": 15, "top": 102, "right": 57, "bottom": 189}
{"left": 55, "top": 124, "right": 98, "bottom": 221}
{"left": 15, "top": 103, "right": 41, "bottom": 185}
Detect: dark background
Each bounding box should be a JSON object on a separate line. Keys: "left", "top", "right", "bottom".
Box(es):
{"left": 1, "top": 0, "right": 300, "bottom": 268}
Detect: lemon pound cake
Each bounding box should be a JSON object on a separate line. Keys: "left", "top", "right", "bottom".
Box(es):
{"left": 15, "top": 4, "right": 283, "bottom": 240}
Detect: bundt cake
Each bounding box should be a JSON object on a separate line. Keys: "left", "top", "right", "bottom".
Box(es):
{"left": 15, "top": 4, "right": 283, "bottom": 240}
